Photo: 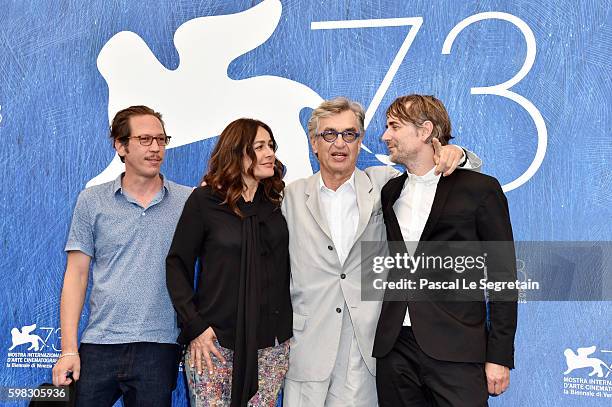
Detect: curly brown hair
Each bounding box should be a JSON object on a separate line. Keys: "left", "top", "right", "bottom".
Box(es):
{"left": 203, "top": 118, "right": 285, "bottom": 217}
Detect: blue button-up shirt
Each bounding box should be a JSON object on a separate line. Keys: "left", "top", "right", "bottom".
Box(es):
{"left": 65, "top": 173, "right": 192, "bottom": 344}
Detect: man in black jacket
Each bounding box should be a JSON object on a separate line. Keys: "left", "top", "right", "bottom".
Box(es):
{"left": 373, "top": 94, "right": 517, "bottom": 407}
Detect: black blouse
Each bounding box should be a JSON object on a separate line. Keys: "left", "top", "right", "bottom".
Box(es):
{"left": 166, "top": 185, "right": 292, "bottom": 406}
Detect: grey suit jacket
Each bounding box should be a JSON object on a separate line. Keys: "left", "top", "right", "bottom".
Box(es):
{"left": 282, "top": 153, "right": 482, "bottom": 382}
{"left": 282, "top": 166, "right": 396, "bottom": 381}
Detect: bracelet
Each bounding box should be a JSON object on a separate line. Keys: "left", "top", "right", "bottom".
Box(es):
{"left": 57, "top": 352, "right": 79, "bottom": 360}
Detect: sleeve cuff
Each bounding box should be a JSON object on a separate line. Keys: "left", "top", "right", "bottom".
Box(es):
{"left": 458, "top": 147, "right": 468, "bottom": 167}
{"left": 486, "top": 346, "right": 515, "bottom": 369}
{"left": 64, "top": 244, "right": 93, "bottom": 258}
{"left": 178, "top": 314, "right": 209, "bottom": 344}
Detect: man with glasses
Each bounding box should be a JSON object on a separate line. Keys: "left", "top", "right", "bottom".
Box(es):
{"left": 52, "top": 105, "right": 192, "bottom": 406}
{"left": 282, "top": 97, "right": 481, "bottom": 406}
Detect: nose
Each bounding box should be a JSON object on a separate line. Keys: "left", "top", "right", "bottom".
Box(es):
{"left": 381, "top": 129, "right": 391, "bottom": 142}
{"left": 333, "top": 134, "right": 347, "bottom": 148}
{"left": 264, "top": 145, "right": 275, "bottom": 158}
{"left": 149, "top": 139, "right": 161, "bottom": 152}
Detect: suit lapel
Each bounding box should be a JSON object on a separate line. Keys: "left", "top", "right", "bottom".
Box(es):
{"left": 382, "top": 172, "right": 408, "bottom": 242}
{"left": 380, "top": 173, "right": 410, "bottom": 302}
{"left": 419, "top": 174, "right": 456, "bottom": 242}
{"left": 305, "top": 173, "right": 332, "bottom": 240}
{"left": 353, "top": 169, "right": 374, "bottom": 243}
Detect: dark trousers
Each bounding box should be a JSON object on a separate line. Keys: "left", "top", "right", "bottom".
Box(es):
{"left": 75, "top": 342, "right": 181, "bottom": 407}
{"left": 376, "top": 327, "right": 488, "bottom": 407}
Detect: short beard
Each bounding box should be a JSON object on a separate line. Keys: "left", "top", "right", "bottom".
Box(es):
{"left": 392, "top": 151, "right": 414, "bottom": 168}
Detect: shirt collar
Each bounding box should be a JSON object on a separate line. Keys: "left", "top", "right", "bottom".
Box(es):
{"left": 319, "top": 171, "right": 356, "bottom": 193}
{"left": 113, "top": 172, "right": 169, "bottom": 197}
{"left": 406, "top": 166, "right": 441, "bottom": 185}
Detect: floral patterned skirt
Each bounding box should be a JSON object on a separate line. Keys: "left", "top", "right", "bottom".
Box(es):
{"left": 184, "top": 340, "right": 290, "bottom": 406}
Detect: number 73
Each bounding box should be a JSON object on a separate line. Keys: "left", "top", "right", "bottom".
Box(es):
{"left": 312, "top": 12, "right": 547, "bottom": 192}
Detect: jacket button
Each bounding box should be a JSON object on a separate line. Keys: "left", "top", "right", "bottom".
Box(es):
{"left": 336, "top": 308, "right": 342, "bottom": 313}
{"left": 328, "top": 245, "right": 333, "bottom": 251}
{"left": 340, "top": 274, "right": 346, "bottom": 279}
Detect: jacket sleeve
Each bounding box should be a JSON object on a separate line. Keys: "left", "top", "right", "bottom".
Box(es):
{"left": 364, "top": 165, "right": 401, "bottom": 184}
{"left": 462, "top": 148, "right": 482, "bottom": 172}
{"left": 166, "top": 189, "right": 209, "bottom": 343}
{"left": 475, "top": 179, "right": 518, "bottom": 369}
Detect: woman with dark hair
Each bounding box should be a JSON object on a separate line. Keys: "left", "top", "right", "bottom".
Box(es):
{"left": 166, "top": 118, "right": 292, "bottom": 406}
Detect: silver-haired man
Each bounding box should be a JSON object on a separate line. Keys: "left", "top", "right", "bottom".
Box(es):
{"left": 282, "top": 97, "right": 481, "bottom": 406}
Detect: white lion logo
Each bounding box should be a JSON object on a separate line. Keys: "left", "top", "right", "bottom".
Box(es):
{"left": 88, "top": 0, "right": 322, "bottom": 187}
{"left": 9, "top": 324, "right": 44, "bottom": 351}
{"left": 564, "top": 346, "right": 612, "bottom": 378}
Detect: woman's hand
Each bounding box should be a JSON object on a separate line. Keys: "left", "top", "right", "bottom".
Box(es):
{"left": 189, "top": 327, "right": 227, "bottom": 375}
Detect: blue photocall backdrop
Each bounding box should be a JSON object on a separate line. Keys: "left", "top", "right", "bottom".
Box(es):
{"left": 1, "top": 0, "right": 610, "bottom": 406}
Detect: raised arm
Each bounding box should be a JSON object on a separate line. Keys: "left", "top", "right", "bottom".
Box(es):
{"left": 432, "top": 138, "right": 482, "bottom": 175}
{"left": 365, "top": 141, "right": 483, "bottom": 185}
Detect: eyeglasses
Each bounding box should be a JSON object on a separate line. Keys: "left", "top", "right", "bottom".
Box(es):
{"left": 128, "top": 135, "right": 171, "bottom": 146}
{"left": 316, "top": 130, "right": 361, "bottom": 143}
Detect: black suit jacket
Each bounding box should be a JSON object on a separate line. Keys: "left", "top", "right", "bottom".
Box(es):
{"left": 372, "top": 170, "right": 517, "bottom": 369}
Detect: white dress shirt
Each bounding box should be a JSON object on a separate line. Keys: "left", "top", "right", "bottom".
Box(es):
{"left": 392, "top": 166, "right": 441, "bottom": 326}
{"left": 319, "top": 172, "right": 359, "bottom": 265}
